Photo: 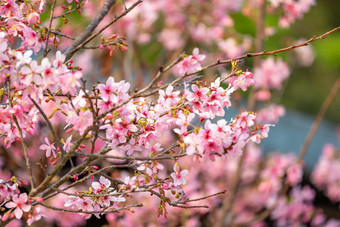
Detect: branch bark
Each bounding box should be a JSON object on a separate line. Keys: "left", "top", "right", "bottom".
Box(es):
{"left": 64, "top": 0, "right": 117, "bottom": 61}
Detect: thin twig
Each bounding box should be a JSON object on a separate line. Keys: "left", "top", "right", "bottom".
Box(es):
{"left": 43, "top": 0, "right": 57, "bottom": 57}
{"left": 64, "top": 0, "right": 117, "bottom": 60}
{"left": 64, "top": 0, "right": 142, "bottom": 60}
{"left": 6, "top": 81, "right": 35, "bottom": 189}
{"left": 50, "top": 30, "right": 75, "bottom": 40}
{"left": 37, "top": 201, "right": 143, "bottom": 213}
{"left": 298, "top": 77, "right": 340, "bottom": 160}
{"left": 74, "top": 151, "right": 186, "bottom": 160}
{"left": 29, "top": 96, "right": 66, "bottom": 155}
{"left": 216, "top": 150, "right": 246, "bottom": 227}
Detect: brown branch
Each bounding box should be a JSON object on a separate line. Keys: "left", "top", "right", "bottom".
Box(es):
{"left": 216, "top": 150, "right": 246, "bottom": 227}
{"left": 43, "top": 0, "right": 57, "bottom": 57}
{"left": 50, "top": 30, "right": 75, "bottom": 40}
{"left": 53, "top": 4, "right": 82, "bottom": 19}
{"left": 29, "top": 126, "right": 92, "bottom": 197}
{"left": 298, "top": 77, "right": 340, "bottom": 160}
{"left": 181, "top": 190, "right": 227, "bottom": 203}
{"left": 12, "top": 116, "right": 35, "bottom": 189}
{"left": 64, "top": 0, "right": 117, "bottom": 61}
{"left": 29, "top": 96, "right": 66, "bottom": 155}
{"left": 6, "top": 81, "right": 35, "bottom": 189}
{"left": 65, "top": 0, "right": 142, "bottom": 61}
{"left": 74, "top": 151, "right": 186, "bottom": 161}
{"left": 37, "top": 201, "right": 143, "bottom": 214}
{"left": 175, "top": 27, "right": 340, "bottom": 84}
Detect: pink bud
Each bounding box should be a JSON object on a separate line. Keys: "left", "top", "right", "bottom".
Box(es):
{"left": 65, "top": 128, "right": 73, "bottom": 133}
{"left": 162, "top": 183, "right": 169, "bottom": 190}
{"left": 1, "top": 210, "right": 10, "bottom": 221}
{"left": 73, "top": 175, "right": 78, "bottom": 180}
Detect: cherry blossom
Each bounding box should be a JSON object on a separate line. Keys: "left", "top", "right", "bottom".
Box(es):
{"left": 5, "top": 193, "right": 31, "bottom": 220}
{"left": 171, "top": 164, "right": 189, "bottom": 186}
{"left": 39, "top": 137, "right": 56, "bottom": 158}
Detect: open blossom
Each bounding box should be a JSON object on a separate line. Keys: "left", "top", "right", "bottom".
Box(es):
{"left": 40, "top": 137, "right": 56, "bottom": 158}
{"left": 232, "top": 71, "right": 255, "bottom": 91}
{"left": 27, "top": 206, "right": 45, "bottom": 226}
{"left": 27, "top": 12, "right": 41, "bottom": 25}
{"left": 257, "top": 104, "right": 285, "bottom": 124}
{"left": 58, "top": 71, "right": 82, "bottom": 95}
{"left": 68, "top": 110, "right": 93, "bottom": 135}
{"left": 254, "top": 57, "right": 290, "bottom": 89}
{"left": 92, "top": 176, "right": 111, "bottom": 193}
{"left": 16, "top": 50, "right": 32, "bottom": 68}
{"left": 5, "top": 193, "right": 31, "bottom": 219}
{"left": 0, "top": 0, "right": 19, "bottom": 17}
{"left": 186, "top": 84, "right": 209, "bottom": 102}
{"left": 171, "top": 164, "right": 189, "bottom": 186}
{"left": 158, "top": 85, "right": 180, "bottom": 106}
{"left": 176, "top": 48, "right": 205, "bottom": 76}
{"left": 63, "top": 135, "right": 72, "bottom": 153}
{"left": 97, "top": 77, "right": 119, "bottom": 102}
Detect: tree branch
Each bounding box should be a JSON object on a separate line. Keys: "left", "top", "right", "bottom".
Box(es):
{"left": 64, "top": 0, "right": 117, "bottom": 61}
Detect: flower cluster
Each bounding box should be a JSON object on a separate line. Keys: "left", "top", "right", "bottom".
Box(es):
{"left": 0, "top": 0, "right": 335, "bottom": 226}
{"left": 254, "top": 57, "right": 290, "bottom": 90}
{"left": 268, "top": 0, "right": 316, "bottom": 28}
{"left": 312, "top": 144, "right": 340, "bottom": 203}
{"left": 64, "top": 176, "right": 126, "bottom": 219}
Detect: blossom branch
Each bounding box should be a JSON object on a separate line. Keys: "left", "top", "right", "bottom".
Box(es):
{"left": 50, "top": 30, "right": 75, "bottom": 40}
{"left": 64, "top": 0, "right": 143, "bottom": 60}
{"left": 233, "top": 77, "right": 340, "bottom": 226}
{"left": 74, "top": 151, "right": 186, "bottom": 161}
{"left": 37, "top": 201, "right": 143, "bottom": 213}
{"left": 43, "top": 0, "right": 57, "bottom": 57}
{"left": 6, "top": 81, "right": 35, "bottom": 189}
{"left": 29, "top": 96, "right": 66, "bottom": 155}
{"left": 64, "top": 0, "right": 117, "bottom": 61}
{"left": 29, "top": 127, "right": 92, "bottom": 197}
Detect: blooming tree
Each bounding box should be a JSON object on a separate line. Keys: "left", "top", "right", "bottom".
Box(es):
{"left": 0, "top": 0, "right": 340, "bottom": 226}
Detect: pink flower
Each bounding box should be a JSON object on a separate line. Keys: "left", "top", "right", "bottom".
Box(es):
{"left": 0, "top": 0, "right": 19, "bottom": 17}
{"left": 186, "top": 84, "right": 209, "bottom": 102}
{"left": 16, "top": 50, "right": 32, "bottom": 68}
{"left": 236, "top": 112, "right": 256, "bottom": 129}
{"left": 97, "top": 77, "right": 118, "bottom": 102}
{"left": 69, "top": 110, "right": 93, "bottom": 135}
{"left": 5, "top": 193, "right": 31, "bottom": 219}
{"left": 27, "top": 12, "right": 41, "bottom": 25}
{"left": 254, "top": 57, "right": 290, "bottom": 89}
{"left": 40, "top": 137, "right": 56, "bottom": 158}
{"left": 38, "top": 58, "right": 57, "bottom": 87}
{"left": 21, "top": 60, "right": 43, "bottom": 86}
{"left": 92, "top": 176, "right": 111, "bottom": 193}
{"left": 27, "top": 206, "right": 45, "bottom": 226}
{"left": 176, "top": 48, "right": 205, "bottom": 76}
{"left": 232, "top": 71, "right": 255, "bottom": 91}
{"left": 63, "top": 135, "right": 72, "bottom": 153}
{"left": 58, "top": 71, "right": 82, "bottom": 95}
{"left": 170, "top": 164, "right": 189, "bottom": 186}
{"left": 158, "top": 85, "right": 180, "bottom": 105}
